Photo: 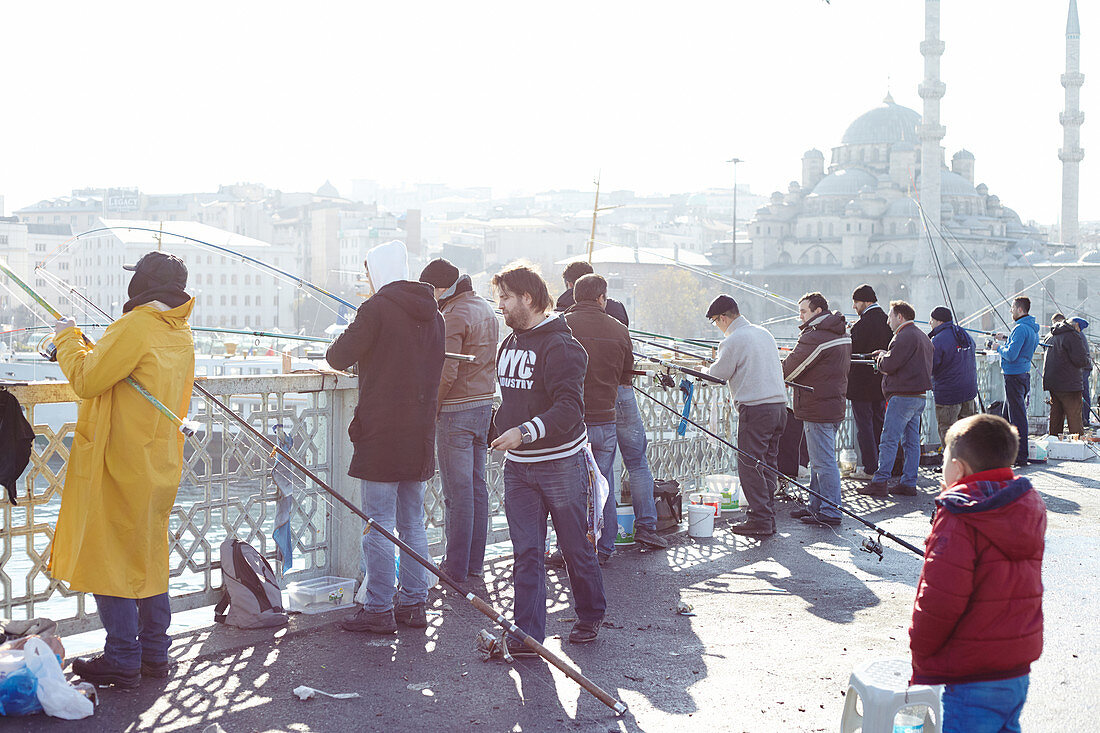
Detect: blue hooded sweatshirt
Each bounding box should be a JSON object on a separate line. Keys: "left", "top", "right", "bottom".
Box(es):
{"left": 997, "top": 314, "right": 1040, "bottom": 375}
{"left": 930, "top": 322, "right": 978, "bottom": 405}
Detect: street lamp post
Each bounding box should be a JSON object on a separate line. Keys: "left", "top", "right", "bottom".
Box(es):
{"left": 727, "top": 157, "right": 743, "bottom": 271}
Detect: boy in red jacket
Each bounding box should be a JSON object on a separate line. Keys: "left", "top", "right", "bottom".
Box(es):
{"left": 910, "top": 414, "right": 1046, "bottom": 732}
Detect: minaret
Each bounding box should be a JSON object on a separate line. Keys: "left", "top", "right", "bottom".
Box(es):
{"left": 914, "top": 0, "right": 946, "bottom": 312}
{"left": 1060, "top": 0, "right": 1084, "bottom": 247}
{"left": 918, "top": 0, "right": 945, "bottom": 231}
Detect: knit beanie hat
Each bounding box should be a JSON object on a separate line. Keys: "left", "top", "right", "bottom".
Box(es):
{"left": 852, "top": 284, "right": 877, "bottom": 302}
{"left": 419, "top": 258, "right": 460, "bottom": 289}
{"left": 930, "top": 306, "right": 953, "bottom": 323}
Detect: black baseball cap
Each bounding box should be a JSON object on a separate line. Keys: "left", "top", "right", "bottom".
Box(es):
{"left": 122, "top": 251, "right": 187, "bottom": 288}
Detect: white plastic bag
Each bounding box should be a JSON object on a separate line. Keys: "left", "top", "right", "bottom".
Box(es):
{"left": 23, "top": 638, "right": 94, "bottom": 720}
{"left": 582, "top": 444, "right": 610, "bottom": 544}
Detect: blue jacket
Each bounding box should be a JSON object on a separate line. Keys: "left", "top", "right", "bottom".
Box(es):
{"left": 997, "top": 315, "right": 1040, "bottom": 376}
{"left": 930, "top": 322, "right": 978, "bottom": 405}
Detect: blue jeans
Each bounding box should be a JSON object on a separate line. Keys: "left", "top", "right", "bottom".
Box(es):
{"left": 94, "top": 593, "right": 171, "bottom": 671}
{"left": 437, "top": 406, "right": 491, "bottom": 578}
{"left": 943, "top": 674, "right": 1029, "bottom": 733}
{"left": 851, "top": 399, "right": 885, "bottom": 474}
{"left": 616, "top": 385, "right": 657, "bottom": 531}
{"left": 359, "top": 479, "right": 430, "bottom": 612}
{"left": 872, "top": 395, "right": 924, "bottom": 485}
{"left": 587, "top": 422, "right": 618, "bottom": 556}
{"left": 504, "top": 452, "right": 606, "bottom": 643}
{"left": 1004, "top": 373, "right": 1030, "bottom": 464}
{"left": 803, "top": 421, "right": 842, "bottom": 520}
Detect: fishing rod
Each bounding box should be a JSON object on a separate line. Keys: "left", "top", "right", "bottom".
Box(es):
{"left": 44, "top": 226, "right": 356, "bottom": 311}
{"left": 635, "top": 350, "right": 814, "bottom": 392}
{"left": 31, "top": 265, "right": 624, "bottom": 713}
{"left": 191, "top": 379, "right": 626, "bottom": 715}
{"left": 634, "top": 386, "right": 922, "bottom": 558}
{"left": 627, "top": 327, "right": 718, "bottom": 348}
{"left": 632, "top": 336, "right": 714, "bottom": 363}
{"left": 0, "top": 258, "right": 200, "bottom": 435}
{"left": 591, "top": 239, "right": 800, "bottom": 312}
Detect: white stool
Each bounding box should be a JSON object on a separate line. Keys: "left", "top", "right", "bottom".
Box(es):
{"left": 839, "top": 658, "right": 942, "bottom": 733}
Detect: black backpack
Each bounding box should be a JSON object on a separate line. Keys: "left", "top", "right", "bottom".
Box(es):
{"left": 0, "top": 389, "right": 35, "bottom": 505}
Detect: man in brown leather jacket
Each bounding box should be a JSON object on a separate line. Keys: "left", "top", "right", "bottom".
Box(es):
{"left": 420, "top": 258, "right": 500, "bottom": 580}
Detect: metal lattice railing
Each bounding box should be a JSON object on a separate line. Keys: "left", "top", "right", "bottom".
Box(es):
{"left": 1, "top": 350, "right": 1092, "bottom": 633}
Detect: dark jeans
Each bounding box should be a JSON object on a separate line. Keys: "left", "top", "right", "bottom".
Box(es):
{"left": 1004, "top": 373, "right": 1030, "bottom": 463}
{"left": 735, "top": 402, "right": 787, "bottom": 525}
{"left": 1048, "top": 390, "right": 1083, "bottom": 436}
{"left": 1083, "top": 371, "right": 1093, "bottom": 426}
{"left": 943, "top": 674, "right": 1029, "bottom": 733}
{"left": 851, "top": 399, "right": 885, "bottom": 474}
{"left": 586, "top": 422, "right": 618, "bottom": 556}
{"left": 504, "top": 453, "right": 606, "bottom": 643}
{"left": 437, "top": 405, "right": 492, "bottom": 578}
{"left": 94, "top": 593, "right": 172, "bottom": 671}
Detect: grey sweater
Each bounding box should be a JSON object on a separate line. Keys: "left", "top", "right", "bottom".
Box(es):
{"left": 707, "top": 316, "right": 787, "bottom": 408}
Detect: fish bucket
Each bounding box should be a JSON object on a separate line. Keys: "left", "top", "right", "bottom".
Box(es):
{"left": 687, "top": 504, "right": 714, "bottom": 538}
{"left": 720, "top": 480, "right": 740, "bottom": 512}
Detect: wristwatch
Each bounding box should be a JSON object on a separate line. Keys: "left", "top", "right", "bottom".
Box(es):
{"left": 519, "top": 425, "right": 534, "bottom": 444}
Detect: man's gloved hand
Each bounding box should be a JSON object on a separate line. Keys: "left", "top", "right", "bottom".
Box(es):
{"left": 53, "top": 318, "right": 76, "bottom": 335}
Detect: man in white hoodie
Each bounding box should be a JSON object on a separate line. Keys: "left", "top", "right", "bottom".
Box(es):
{"left": 705, "top": 295, "right": 788, "bottom": 536}
{"left": 327, "top": 241, "right": 446, "bottom": 634}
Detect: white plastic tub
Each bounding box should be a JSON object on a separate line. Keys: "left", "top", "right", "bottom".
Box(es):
{"left": 286, "top": 576, "right": 357, "bottom": 614}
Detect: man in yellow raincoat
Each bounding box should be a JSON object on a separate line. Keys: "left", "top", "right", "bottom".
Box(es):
{"left": 50, "top": 251, "right": 195, "bottom": 688}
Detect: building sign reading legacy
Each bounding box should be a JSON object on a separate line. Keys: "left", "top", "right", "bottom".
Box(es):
{"left": 106, "top": 188, "right": 140, "bottom": 213}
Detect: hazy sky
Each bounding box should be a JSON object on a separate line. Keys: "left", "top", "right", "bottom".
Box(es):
{"left": 1, "top": 1, "right": 1093, "bottom": 224}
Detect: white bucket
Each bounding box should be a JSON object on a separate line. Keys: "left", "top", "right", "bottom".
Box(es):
{"left": 687, "top": 503, "right": 715, "bottom": 538}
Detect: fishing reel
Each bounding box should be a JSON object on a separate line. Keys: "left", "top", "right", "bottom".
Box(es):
{"left": 860, "top": 533, "right": 885, "bottom": 561}
{"left": 37, "top": 334, "right": 57, "bottom": 362}
{"left": 655, "top": 372, "right": 677, "bottom": 389}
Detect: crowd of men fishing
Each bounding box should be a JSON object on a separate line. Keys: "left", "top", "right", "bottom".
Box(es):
{"left": 33, "top": 239, "right": 1090, "bottom": 701}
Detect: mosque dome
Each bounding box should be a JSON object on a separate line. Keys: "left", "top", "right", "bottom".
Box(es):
{"left": 316, "top": 180, "right": 340, "bottom": 197}
{"left": 810, "top": 167, "right": 877, "bottom": 196}
{"left": 841, "top": 94, "right": 922, "bottom": 145}
{"left": 915, "top": 169, "right": 980, "bottom": 197}
{"left": 885, "top": 197, "right": 920, "bottom": 218}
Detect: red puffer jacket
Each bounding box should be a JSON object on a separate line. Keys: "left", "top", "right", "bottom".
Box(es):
{"left": 909, "top": 468, "right": 1046, "bottom": 685}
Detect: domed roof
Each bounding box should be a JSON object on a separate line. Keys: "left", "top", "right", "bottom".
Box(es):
{"left": 841, "top": 94, "right": 921, "bottom": 145}
{"left": 810, "top": 167, "right": 877, "bottom": 196}
{"left": 916, "top": 169, "right": 980, "bottom": 197}
{"left": 885, "top": 197, "right": 920, "bottom": 217}
{"left": 316, "top": 180, "right": 340, "bottom": 197}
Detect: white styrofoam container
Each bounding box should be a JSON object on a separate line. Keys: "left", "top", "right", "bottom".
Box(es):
{"left": 286, "top": 576, "right": 357, "bottom": 614}
{"left": 1045, "top": 438, "right": 1095, "bottom": 461}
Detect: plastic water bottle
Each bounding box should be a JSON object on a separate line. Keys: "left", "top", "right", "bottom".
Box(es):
{"left": 893, "top": 706, "right": 925, "bottom": 733}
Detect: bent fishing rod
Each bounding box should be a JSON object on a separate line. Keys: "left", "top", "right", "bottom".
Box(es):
{"left": 634, "top": 386, "right": 922, "bottom": 559}
{"left": 634, "top": 350, "right": 814, "bottom": 392}
{"left": 0, "top": 259, "right": 200, "bottom": 435}
{"left": 35, "top": 268, "right": 625, "bottom": 715}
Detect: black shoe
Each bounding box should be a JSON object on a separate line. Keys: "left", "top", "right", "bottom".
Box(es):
{"left": 395, "top": 603, "right": 428, "bottom": 628}
{"left": 789, "top": 507, "right": 812, "bottom": 519}
{"left": 800, "top": 512, "right": 841, "bottom": 527}
{"left": 339, "top": 606, "right": 397, "bottom": 634}
{"left": 72, "top": 654, "right": 140, "bottom": 688}
{"left": 889, "top": 484, "right": 918, "bottom": 496}
{"left": 545, "top": 550, "right": 566, "bottom": 569}
{"left": 729, "top": 518, "right": 776, "bottom": 536}
{"left": 857, "top": 481, "right": 890, "bottom": 496}
{"left": 506, "top": 636, "right": 539, "bottom": 658}
{"left": 597, "top": 552, "right": 612, "bottom": 566}
{"left": 633, "top": 526, "right": 668, "bottom": 549}
{"left": 568, "top": 619, "right": 600, "bottom": 644}
{"left": 140, "top": 658, "right": 175, "bottom": 679}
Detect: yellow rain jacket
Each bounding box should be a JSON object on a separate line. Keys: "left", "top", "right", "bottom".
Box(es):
{"left": 49, "top": 299, "right": 195, "bottom": 598}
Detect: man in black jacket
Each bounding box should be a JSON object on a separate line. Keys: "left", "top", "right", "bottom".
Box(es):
{"left": 491, "top": 263, "right": 606, "bottom": 654}
{"left": 327, "top": 240, "right": 445, "bottom": 634}
{"left": 1044, "top": 314, "right": 1089, "bottom": 435}
{"left": 848, "top": 284, "right": 893, "bottom": 480}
